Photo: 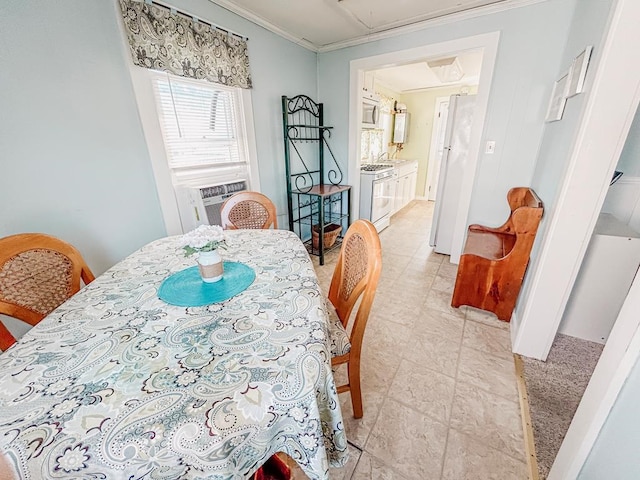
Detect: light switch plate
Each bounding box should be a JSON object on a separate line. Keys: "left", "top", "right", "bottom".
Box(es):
{"left": 485, "top": 141, "right": 496, "bottom": 154}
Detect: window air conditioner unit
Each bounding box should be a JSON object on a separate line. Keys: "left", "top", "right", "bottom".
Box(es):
{"left": 175, "top": 180, "right": 248, "bottom": 233}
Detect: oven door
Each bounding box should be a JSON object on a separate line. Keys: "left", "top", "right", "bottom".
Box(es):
{"left": 370, "top": 176, "right": 394, "bottom": 224}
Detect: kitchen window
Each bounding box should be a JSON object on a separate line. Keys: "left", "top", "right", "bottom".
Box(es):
{"left": 361, "top": 129, "right": 384, "bottom": 162}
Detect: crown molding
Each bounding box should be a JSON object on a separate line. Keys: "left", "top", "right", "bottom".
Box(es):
{"left": 207, "top": 0, "right": 550, "bottom": 53}
{"left": 207, "top": 0, "right": 319, "bottom": 52}
{"left": 318, "top": 0, "right": 549, "bottom": 52}
{"left": 401, "top": 82, "right": 479, "bottom": 94}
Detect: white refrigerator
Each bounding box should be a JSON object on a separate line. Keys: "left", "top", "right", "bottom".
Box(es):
{"left": 429, "top": 94, "right": 477, "bottom": 255}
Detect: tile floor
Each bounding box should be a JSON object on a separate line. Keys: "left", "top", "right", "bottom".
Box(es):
{"left": 309, "top": 200, "right": 528, "bottom": 480}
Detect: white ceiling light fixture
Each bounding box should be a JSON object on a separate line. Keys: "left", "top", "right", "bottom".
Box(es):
{"left": 427, "top": 57, "right": 465, "bottom": 83}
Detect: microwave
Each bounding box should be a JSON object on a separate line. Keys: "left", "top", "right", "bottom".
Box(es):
{"left": 361, "top": 97, "right": 379, "bottom": 129}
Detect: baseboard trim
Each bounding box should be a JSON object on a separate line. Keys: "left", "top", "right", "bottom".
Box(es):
{"left": 514, "top": 354, "right": 540, "bottom": 480}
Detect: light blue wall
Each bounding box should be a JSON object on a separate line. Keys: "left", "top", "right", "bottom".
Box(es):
{"left": 0, "top": 0, "right": 317, "bottom": 275}
{"left": 578, "top": 355, "right": 640, "bottom": 479}
{"left": 615, "top": 105, "right": 640, "bottom": 177}
{"left": 515, "top": 0, "right": 615, "bottom": 328}
{"left": 0, "top": 0, "right": 166, "bottom": 275}
{"left": 317, "top": 0, "right": 577, "bottom": 227}
{"left": 529, "top": 0, "right": 615, "bottom": 209}
{"left": 573, "top": 7, "right": 640, "bottom": 470}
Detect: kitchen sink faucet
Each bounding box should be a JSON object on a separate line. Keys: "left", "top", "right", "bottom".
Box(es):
{"left": 375, "top": 151, "right": 388, "bottom": 162}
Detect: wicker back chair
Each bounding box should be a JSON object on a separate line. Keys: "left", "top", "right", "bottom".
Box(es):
{"left": 0, "top": 233, "right": 95, "bottom": 351}
{"left": 327, "top": 219, "right": 382, "bottom": 418}
{"left": 220, "top": 192, "right": 278, "bottom": 230}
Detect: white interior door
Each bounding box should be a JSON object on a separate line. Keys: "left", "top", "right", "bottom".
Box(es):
{"left": 425, "top": 97, "right": 451, "bottom": 201}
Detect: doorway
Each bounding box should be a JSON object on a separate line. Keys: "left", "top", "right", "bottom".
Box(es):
{"left": 359, "top": 54, "right": 482, "bottom": 256}
{"left": 510, "top": 0, "right": 640, "bottom": 476}
{"left": 348, "top": 32, "right": 500, "bottom": 263}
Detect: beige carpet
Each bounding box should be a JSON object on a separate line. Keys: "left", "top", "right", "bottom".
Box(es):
{"left": 521, "top": 334, "right": 603, "bottom": 479}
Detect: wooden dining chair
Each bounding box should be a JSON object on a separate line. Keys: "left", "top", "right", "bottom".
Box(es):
{"left": 327, "top": 219, "right": 382, "bottom": 418}
{"left": 220, "top": 191, "right": 278, "bottom": 230}
{"left": 251, "top": 453, "right": 291, "bottom": 480}
{"left": 0, "top": 233, "right": 95, "bottom": 351}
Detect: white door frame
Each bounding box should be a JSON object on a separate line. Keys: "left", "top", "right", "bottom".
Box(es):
{"left": 512, "top": 0, "right": 640, "bottom": 361}
{"left": 424, "top": 96, "right": 451, "bottom": 200}
{"left": 550, "top": 272, "right": 640, "bottom": 478}
{"left": 511, "top": 0, "right": 640, "bottom": 475}
{"left": 348, "top": 32, "right": 500, "bottom": 264}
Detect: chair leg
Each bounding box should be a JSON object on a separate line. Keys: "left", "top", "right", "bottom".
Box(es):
{"left": 252, "top": 454, "right": 291, "bottom": 480}
{"left": 0, "top": 321, "right": 17, "bottom": 352}
{"left": 348, "top": 361, "right": 363, "bottom": 419}
{"left": 451, "top": 287, "right": 462, "bottom": 308}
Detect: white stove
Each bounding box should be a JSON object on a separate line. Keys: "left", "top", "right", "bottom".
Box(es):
{"left": 360, "top": 163, "right": 395, "bottom": 175}
{"left": 360, "top": 163, "right": 396, "bottom": 232}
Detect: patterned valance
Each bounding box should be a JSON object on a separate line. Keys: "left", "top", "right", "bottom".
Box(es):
{"left": 119, "top": 0, "right": 252, "bottom": 89}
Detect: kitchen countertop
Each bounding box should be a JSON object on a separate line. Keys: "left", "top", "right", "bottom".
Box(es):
{"left": 386, "top": 159, "right": 418, "bottom": 166}
{"left": 361, "top": 159, "right": 418, "bottom": 167}
{"left": 377, "top": 159, "right": 418, "bottom": 176}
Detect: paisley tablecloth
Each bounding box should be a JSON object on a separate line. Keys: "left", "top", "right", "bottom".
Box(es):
{"left": 0, "top": 230, "right": 347, "bottom": 479}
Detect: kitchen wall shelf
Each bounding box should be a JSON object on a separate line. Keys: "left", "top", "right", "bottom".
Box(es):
{"left": 282, "top": 94, "right": 351, "bottom": 265}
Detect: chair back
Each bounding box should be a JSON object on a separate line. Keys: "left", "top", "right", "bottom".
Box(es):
{"left": 500, "top": 187, "right": 543, "bottom": 234}
{"left": 328, "top": 220, "right": 382, "bottom": 350}
{"left": 0, "top": 233, "right": 95, "bottom": 350}
{"left": 220, "top": 192, "right": 278, "bottom": 230}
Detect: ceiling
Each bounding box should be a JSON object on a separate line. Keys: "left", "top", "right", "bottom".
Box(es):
{"left": 209, "top": 0, "right": 520, "bottom": 51}
{"left": 372, "top": 50, "right": 483, "bottom": 92}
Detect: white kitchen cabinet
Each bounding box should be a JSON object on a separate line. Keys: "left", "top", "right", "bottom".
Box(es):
{"left": 391, "top": 160, "right": 418, "bottom": 214}
{"left": 401, "top": 174, "right": 412, "bottom": 207}
{"left": 363, "top": 72, "right": 375, "bottom": 94}
{"left": 388, "top": 175, "right": 397, "bottom": 214}
{"left": 392, "top": 173, "right": 403, "bottom": 214}
{"left": 559, "top": 213, "right": 640, "bottom": 344}
{"left": 406, "top": 170, "right": 417, "bottom": 204}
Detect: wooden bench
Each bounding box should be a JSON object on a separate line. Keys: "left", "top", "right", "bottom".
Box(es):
{"left": 451, "top": 187, "right": 543, "bottom": 321}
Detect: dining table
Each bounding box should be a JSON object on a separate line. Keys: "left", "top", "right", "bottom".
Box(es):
{"left": 0, "top": 229, "right": 348, "bottom": 479}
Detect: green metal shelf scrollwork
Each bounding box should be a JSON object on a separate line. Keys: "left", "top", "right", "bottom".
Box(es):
{"left": 282, "top": 94, "right": 352, "bottom": 265}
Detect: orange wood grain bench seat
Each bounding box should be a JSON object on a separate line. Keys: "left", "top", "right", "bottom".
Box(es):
{"left": 463, "top": 227, "right": 517, "bottom": 260}
{"left": 451, "top": 187, "right": 543, "bottom": 321}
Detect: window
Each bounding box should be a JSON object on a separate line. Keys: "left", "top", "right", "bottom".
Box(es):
{"left": 151, "top": 71, "right": 247, "bottom": 170}
{"left": 131, "top": 68, "right": 259, "bottom": 235}
{"left": 360, "top": 129, "right": 384, "bottom": 161}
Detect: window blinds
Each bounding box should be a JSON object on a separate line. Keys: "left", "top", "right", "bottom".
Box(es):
{"left": 152, "top": 73, "right": 246, "bottom": 168}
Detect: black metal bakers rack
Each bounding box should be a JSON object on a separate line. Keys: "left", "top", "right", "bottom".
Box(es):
{"left": 281, "top": 95, "right": 351, "bottom": 265}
